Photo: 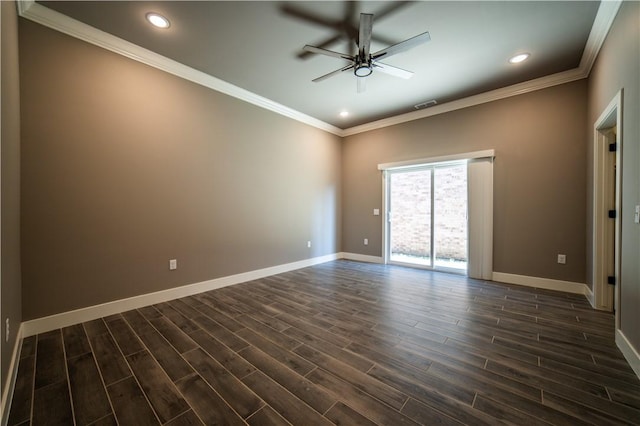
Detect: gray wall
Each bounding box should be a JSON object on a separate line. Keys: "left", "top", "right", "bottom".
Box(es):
{"left": 19, "top": 19, "right": 342, "bottom": 320}
{"left": 13, "top": 0, "right": 640, "bottom": 364}
{"left": 1, "top": 1, "right": 23, "bottom": 398}
{"left": 342, "top": 80, "right": 588, "bottom": 284}
{"left": 587, "top": 1, "right": 640, "bottom": 354}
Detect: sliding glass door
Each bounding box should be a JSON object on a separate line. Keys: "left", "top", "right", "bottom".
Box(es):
{"left": 386, "top": 162, "right": 468, "bottom": 273}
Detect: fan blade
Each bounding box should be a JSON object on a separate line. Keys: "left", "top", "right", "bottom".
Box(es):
{"left": 312, "top": 64, "right": 354, "bottom": 82}
{"left": 304, "top": 45, "right": 353, "bottom": 61}
{"left": 372, "top": 31, "right": 431, "bottom": 60}
{"left": 358, "top": 13, "right": 373, "bottom": 58}
{"left": 357, "top": 77, "right": 367, "bottom": 93}
{"left": 373, "top": 62, "right": 414, "bottom": 79}
{"left": 371, "top": 34, "right": 405, "bottom": 49}
{"left": 298, "top": 35, "right": 344, "bottom": 59}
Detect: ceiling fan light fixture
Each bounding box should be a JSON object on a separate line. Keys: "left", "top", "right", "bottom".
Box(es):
{"left": 304, "top": 12, "right": 430, "bottom": 92}
{"left": 509, "top": 53, "right": 530, "bottom": 64}
{"left": 146, "top": 12, "right": 170, "bottom": 29}
{"left": 354, "top": 65, "right": 373, "bottom": 77}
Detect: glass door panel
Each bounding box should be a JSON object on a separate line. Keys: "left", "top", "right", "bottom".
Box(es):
{"left": 389, "top": 169, "right": 432, "bottom": 266}
{"left": 434, "top": 164, "right": 468, "bottom": 271}
{"left": 386, "top": 162, "right": 468, "bottom": 273}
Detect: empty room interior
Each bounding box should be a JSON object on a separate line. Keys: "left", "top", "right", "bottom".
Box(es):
{"left": 1, "top": 0, "right": 640, "bottom": 425}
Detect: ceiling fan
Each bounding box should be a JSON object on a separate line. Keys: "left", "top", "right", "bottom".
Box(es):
{"left": 304, "top": 13, "right": 431, "bottom": 92}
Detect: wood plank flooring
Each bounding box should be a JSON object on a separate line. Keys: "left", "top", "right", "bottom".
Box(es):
{"left": 8, "top": 260, "right": 640, "bottom": 425}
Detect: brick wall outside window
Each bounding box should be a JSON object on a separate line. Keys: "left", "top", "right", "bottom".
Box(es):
{"left": 389, "top": 165, "right": 467, "bottom": 261}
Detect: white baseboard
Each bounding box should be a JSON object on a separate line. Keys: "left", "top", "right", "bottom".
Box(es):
{"left": 585, "top": 285, "right": 596, "bottom": 308}
{"left": 22, "top": 253, "right": 340, "bottom": 337}
{"left": 491, "top": 272, "right": 589, "bottom": 295}
{"left": 1, "top": 324, "right": 24, "bottom": 426}
{"left": 616, "top": 329, "right": 640, "bottom": 380}
{"left": 340, "top": 252, "right": 384, "bottom": 264}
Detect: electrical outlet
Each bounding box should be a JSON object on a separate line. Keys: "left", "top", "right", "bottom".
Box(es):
{"left": 307, "top": 241, "right": 311, "bottom": 248}
{"left": 5, "top": 318, "right": 9, "bottom": 342}
{"left": 169, "top": 259, "right": 177, "bottom": 270}
{"left": 557, "top": 254, "right": 566, "bottom": 264}
{"left": 373, "top": 209, "right": 380, "bottom": 216}
{"left": 364, "top": 238, "right": 369, "bottom": 245}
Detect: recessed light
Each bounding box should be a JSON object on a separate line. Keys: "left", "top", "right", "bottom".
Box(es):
{"left": 509, "top": 53, "right": 530, "bottom": 64}
{"left": 339, "top": 111, "right": 349, "bottom": 118}
{"left": 146, "top": 12, "right": 170, "bottom": 29}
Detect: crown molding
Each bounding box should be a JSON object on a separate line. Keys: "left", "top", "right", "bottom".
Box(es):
{"left": 17, "top": 0, "right": 344, "bottom": 137}
{"left": 18, "top": 0, "right": 621, "bottom": 139}
{"left": 343, "top": 0, "right": 622, "bottom": 137}
{"left": 342, "top": 67, "right": 587, "bottom": 137}
{"left": 579, "top": 0, "right": 623, "bottom": 72}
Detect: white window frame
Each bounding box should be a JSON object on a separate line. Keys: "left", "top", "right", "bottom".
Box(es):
{"left": 379, "top": 150, "right": 494, "bottom": 278}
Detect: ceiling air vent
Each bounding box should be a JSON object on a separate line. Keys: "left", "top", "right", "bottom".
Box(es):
{"left": 414, "top": 100, "right": 437, "bottom": 110}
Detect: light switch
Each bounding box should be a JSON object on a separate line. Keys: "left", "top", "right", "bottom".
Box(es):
{"left": 373, "top": 209, "right": 380, "bottom": 216}
{"left": 169, "top": 259, "right": 177, "bottom": 270}
{"left": 635, "top": 205, "right": 640, "bottom": 224}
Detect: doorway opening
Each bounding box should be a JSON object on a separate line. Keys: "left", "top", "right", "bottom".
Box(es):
{"left": 592, "top": 90, "right": 622, "bottom": 323}
{"left": 385, "top": 162, "right": 468, "bottom": 273}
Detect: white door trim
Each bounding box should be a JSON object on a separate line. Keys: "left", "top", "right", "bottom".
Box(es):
{"left": 378, "top": 150, "right": 494, "bottom": 171}
{"left": 0, "top": 1, "right": 4, "bottom": 416}
{"left": 592, "top": 90, "right": 622, "bottom": 321}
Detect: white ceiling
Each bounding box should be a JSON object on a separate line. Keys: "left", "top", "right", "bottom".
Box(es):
{"left": 35, "top": 1, "right": 602, "bottom": 130}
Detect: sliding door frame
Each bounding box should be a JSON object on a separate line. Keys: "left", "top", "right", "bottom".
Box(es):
{"left": 383, "top": 163, "right": 466, "bottom": 273}
{"left": 379, "top": 150, "right": 495, "bottom": 276}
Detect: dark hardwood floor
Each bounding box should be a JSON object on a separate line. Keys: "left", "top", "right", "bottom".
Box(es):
{"left": 7, "top": 260, "right": 640, "bottom": 425}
